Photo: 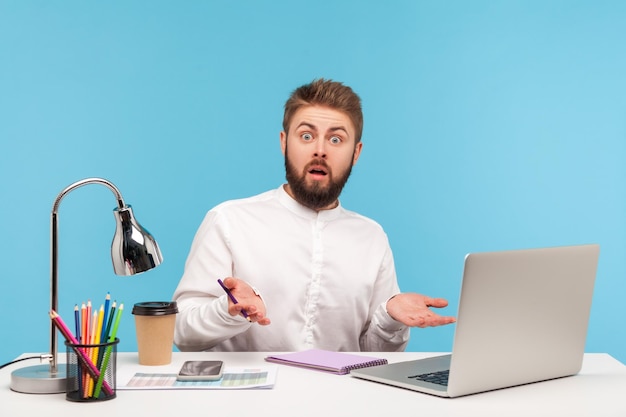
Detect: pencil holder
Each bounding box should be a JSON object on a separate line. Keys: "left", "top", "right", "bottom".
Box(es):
{"left": 64, "top": 338, "right": 119, "bottom": 402}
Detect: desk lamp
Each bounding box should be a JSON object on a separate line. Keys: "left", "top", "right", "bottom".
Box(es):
{"left": 10, "top": 177, "right": 163, "bottom": 394}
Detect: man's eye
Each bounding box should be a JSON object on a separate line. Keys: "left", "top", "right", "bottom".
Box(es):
{"left": 302, "top": 133, "right": 313, "bottom": 141}
{"left": 329, "top": 136, "right": 342, "bottom": 144}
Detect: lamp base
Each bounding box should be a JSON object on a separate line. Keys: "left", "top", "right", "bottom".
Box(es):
{"left": 10, "top": 364, "right": 67, "bottom": 394}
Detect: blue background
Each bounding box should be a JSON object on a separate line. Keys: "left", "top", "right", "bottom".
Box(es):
{"left": 1, "top": 1, "right": 625, "bottom": 365}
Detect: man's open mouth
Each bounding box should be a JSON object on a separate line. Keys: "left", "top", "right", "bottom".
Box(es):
{"left": 308, "top": 167, "right": 328, "bottom": 176}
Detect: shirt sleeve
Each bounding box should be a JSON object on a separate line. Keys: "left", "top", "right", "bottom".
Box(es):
{"left": 172, "top": 209, "right": 252, "bottom": 351}
{"left": 359, "top": 243, "right": 410, "bottom": 352}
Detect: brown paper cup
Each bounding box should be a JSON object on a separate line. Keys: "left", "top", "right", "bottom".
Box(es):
{"left": 132, "top": 301, "right": 178, "bottom": 366}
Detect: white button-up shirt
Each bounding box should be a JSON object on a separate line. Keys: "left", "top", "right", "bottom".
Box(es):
{"left": 173, "top": 185, "right": 409, "bottom": 352}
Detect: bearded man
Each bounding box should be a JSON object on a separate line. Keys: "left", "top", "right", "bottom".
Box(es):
{"left": 173, "top": 79, "right": 455, "bottom": 352}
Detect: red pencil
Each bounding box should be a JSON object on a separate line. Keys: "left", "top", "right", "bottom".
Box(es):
{"left": 49, "top": 310, "right": 113, "bottom": 396}
{"left": 85, "top": 300, "right": 92, "bottom": 345}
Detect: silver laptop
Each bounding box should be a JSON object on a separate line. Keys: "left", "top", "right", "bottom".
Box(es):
{"left": 351, "top": 244, "right": 600, "bottom": 398}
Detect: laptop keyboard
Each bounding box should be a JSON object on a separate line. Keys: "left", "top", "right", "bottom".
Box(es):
{"left": 408, "top": 370, "right": 449, "bottom": 386}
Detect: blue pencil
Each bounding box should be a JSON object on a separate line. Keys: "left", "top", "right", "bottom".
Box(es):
{"left": 103, "top": 301, "right": 116, "bottom": 342}
{"left": 100, "top": 292, "right": 111, "bottom": 342}
{"left": 73, "top": 304, "right": 81, "bottom": 342}
{"left": 73, "top": 304, "right": 83, "bottom": 391}
{"left": 97, "top": 300, "right": 116, "bottom": 368}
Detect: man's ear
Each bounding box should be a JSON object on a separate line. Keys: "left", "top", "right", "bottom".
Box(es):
{"left": 280, "top": 131, "right": 287, "bottom": 155}
{"left": 352, "top": 141, "right": 363, "bottom": 166}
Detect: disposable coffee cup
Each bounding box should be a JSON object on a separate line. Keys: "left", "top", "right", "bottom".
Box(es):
{"left": 132, "top": 301, "right": 178, "bottom": 365}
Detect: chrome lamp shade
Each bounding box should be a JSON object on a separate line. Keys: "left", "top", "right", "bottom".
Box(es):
{"left": 112, "top": 205, "right": 162, "bottom": 275}
{"left": 10, "top": 177, "right": 162, "bottom": 394}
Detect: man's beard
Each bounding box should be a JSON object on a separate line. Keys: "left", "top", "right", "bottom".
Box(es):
{"left": 284, "top": 152, "right": 354, "bottom": 211}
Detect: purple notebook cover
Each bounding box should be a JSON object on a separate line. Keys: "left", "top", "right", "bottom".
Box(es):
{"left": 265, "top": 349, "right": 388, "bottom": 375}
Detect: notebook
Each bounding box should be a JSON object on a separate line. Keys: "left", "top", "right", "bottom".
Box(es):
{"left": 351, "top": 244, "right": 600, "bottom": 397}
{"left": 265, "top": 349, "right": 388, "bottom": 375}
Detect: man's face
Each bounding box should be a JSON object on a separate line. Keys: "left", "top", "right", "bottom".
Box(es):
{"left": 280, "top": 105, "right": 362, "bottom": 211}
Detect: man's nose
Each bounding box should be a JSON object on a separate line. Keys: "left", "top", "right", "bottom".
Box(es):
{"left": 314, "top": 139, "right": 327, "bottom": 158}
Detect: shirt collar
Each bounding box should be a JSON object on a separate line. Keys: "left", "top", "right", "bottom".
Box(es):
{"left": 277, "top": 184, "right": 343, "bottom": 222}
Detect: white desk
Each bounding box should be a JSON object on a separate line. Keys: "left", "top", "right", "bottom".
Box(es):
{"left": 2, "top": 352, "right": 625, "bottom": 416}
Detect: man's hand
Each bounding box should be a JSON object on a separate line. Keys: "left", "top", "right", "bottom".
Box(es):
{"left": 222, "top": 277, "right": 271, "bottom": 325}
{"left": 386, "top": 293, "right": 456, "bottom": 328}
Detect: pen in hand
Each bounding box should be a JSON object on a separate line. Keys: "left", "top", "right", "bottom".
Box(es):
{"left": 217, "top": 278, "right": 251, "bottom": 322}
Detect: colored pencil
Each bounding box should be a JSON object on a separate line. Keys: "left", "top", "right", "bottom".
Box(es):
{"left": 49, "top": 310, "right": 113, "bottom": 396}
{"left": 88, "top": 308, "right": 103, "bottom": 396}
{"left": 84, "top": 300, "right": 92, "bottom": 345}
{"left": 217, "top": 278, "right": 251, "bottom": 321}
{"left": 103, "top": 301, "right": 116, "bottom": 342}
{"left": 79, "top": 302, "right": 88, "bottom": 397}
{"left": 100, "top": 293, "right": 111, "bottom": 343}
{"left": 91, "top": 311, "right": 99, "bottom": 343}
{"left": 73, "top": 304, "right": 80, "bottom": 342}
{"left": 84, "top": 309, "right": 98, "bottom": 398}
{"left": 80, "top": 303, "right": 87, "bottom": 344}
{"left": 93, "top": 307, "right": 104, "bottom": 372}
{"left": 73, "top": 304, "right": 83, "bottom": 391}
{"left": 98, "top": 301, "right": 116, "bottom": 367}
{"left": 93, "top": 303, "right": 123, "bottom": 398}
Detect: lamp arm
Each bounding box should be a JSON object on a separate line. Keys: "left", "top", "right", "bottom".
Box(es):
{"left": 52, "top": 177, "right": 126, "bottom": 214}
{"left": 49, "top": 178, "right": 128, "bottom": 372}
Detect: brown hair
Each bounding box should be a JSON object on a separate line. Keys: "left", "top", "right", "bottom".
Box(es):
{"left": 282, "top": 78, "right": 363, "bottom": 142}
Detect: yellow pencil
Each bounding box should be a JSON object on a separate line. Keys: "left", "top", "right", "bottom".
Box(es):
{"left": 82, "top": 302, "right": 92, "bottom": 398}
{"left": 88, "top": 310, "right": 98, "bottom": 396}
{"left": 93, "top": 305, "right": 104, "bottom": 366}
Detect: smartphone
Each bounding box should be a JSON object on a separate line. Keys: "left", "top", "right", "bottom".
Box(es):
{"left": 176, "top": 360, "right": 224, "bottom": 381}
